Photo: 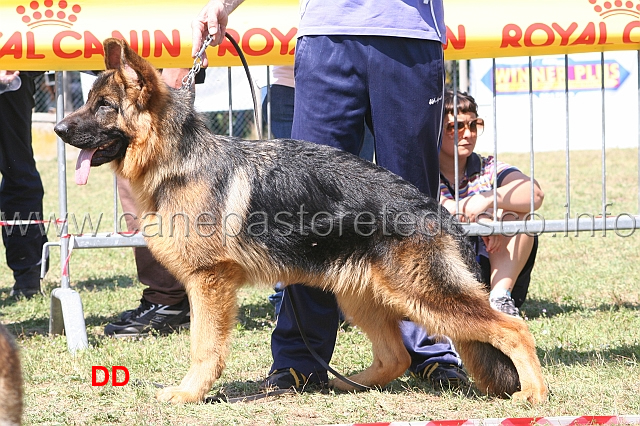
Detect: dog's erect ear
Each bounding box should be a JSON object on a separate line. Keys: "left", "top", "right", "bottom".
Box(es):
{"left": 102, "top": 37, "right": 164, "bottom": 107}
{"left": 104, "top": 38, "right": 125, "bottom": 70}
{"left": 103, "top": 38, "right": 139, "bottom": 81}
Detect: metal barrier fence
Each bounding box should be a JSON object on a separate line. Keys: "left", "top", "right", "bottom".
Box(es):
{"left": 45, "top": 54, "right": 640, "bottom": 352}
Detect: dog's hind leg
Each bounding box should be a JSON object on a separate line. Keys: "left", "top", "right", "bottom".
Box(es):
{"left": 402, "top": 284, "right": 547, "bottom": 403}
{"left": 385, "top": 237, "right": 548, "bottom": 404}
{"left": 329, "top": 289, "right": 411, "bottom": 391}
{"left": 402, "top": 286, "right": 547, "bottom": 403}
{"left": 156, "top": 263, "right": 243, "bottom": 404}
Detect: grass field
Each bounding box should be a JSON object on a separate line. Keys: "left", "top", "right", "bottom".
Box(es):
{"left": 1, "top": 148, "right": 639, "bottom": 425}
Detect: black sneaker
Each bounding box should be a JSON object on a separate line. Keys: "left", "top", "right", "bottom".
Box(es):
{"left": 490, "top": 295, "right": 521, "bottom": 317}
{"left": 104, "top": 297, "right": 190, "bottom": 337}
{"left": 411, "top": 362, "right": 469, "bottom": 391}
{"left": 10, "top": 264, "right": 42, "bottom": 299}
{"left": 258, "top": 368, "right": 315, "bottom": 392}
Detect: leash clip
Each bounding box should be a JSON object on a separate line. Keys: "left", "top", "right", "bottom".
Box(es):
{"left": 181, "top": 33, "right": 214, "bottom": 90}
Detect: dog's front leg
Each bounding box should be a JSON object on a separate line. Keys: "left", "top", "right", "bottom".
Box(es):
{"left": 156, "top": 268, "right": 240, "bottom": 404}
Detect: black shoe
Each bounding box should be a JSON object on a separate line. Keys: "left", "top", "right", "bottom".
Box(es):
{"left": 105, "top": 297, "right": 190, "bottom": 337}
{"left": 10, "top": 264, "right": 42, "bottom": 299}
{"left": 258, "top": 368, "right": 316, "bottom": 392}
{"left": 411, "top": 362, "right": 469, "bottom": 391}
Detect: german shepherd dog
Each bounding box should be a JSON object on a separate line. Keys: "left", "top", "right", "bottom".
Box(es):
{"left": 54, "top": 38, "right": 548, "bottom": 405}
{"left": 0, "top": 323, "right": 22, "bottom": 425}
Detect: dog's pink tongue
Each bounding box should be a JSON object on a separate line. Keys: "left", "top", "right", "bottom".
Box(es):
{"left": 75, "top": 148, "right": 98, "bottom": 185}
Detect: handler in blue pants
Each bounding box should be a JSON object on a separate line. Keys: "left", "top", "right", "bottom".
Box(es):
{"left": 267, "top": 33, "right": 466, "bottom": 390}
{"left": 0, "top": 71, "right": 48, "bottom": 298}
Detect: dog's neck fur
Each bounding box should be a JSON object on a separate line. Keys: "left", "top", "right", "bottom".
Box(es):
{"left": 116, "top": 85, "right": 212, "bottom": 214}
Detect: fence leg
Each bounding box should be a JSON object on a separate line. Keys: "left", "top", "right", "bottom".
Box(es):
{"left": 50, "top": 70, "right": 89, "bottom": 353}
{"left": 50, "top": 288, "right": 88, "bottom": 353}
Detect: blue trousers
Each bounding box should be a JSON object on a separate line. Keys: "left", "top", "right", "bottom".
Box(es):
{"left": 262, "top": 84, "right": 296, "bottom": 140}
{"left": 270, "top": 35, "right": 460, "bottom": 383}
{"left": 0, "top": 72, "right": 47, "bottom": 275}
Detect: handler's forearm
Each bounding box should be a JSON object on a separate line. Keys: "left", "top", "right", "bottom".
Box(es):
{"left": 221, "top": 0, "right": 244, "bottom": 14}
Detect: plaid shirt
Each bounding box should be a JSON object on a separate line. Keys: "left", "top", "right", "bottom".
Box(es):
{"left": 439, "top": 153, "right": 519, "bottom": 202}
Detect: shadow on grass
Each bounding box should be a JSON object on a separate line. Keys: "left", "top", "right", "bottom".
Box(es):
{"left": 237, "top": 301, "right": 276, "bottom": 330}
{"left": 522, "top": 298, "right": 640, "bottom": 319}
{"left": 0, "top": 275, "right": 137, "bottom": 337}
{"left": 1, "top": 311, "right": 126, "bottom": 338}
{"left": 3, "top": 316, "right": 49, "bottom": 337}
{"left": 67, "top": 275, "right": 136, "bottom": 292}
{"left": 538, "top": 343, "right": 640, "bottom": 369}
{"left": 207, "top": 375, "right": 483, "bottom": 401}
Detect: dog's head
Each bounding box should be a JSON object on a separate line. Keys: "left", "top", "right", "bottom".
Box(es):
{"left": 54, "top": 38, "right": 168, "bottom": 185}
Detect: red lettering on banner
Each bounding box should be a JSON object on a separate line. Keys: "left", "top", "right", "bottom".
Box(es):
{"left": 524, "top": 23, "right": 554, "bottom": 47}
{"left": 142, "top": 30, "right": 151, "bottom": 57}
{"left": 272, "top": 28, "right": 296, "bottom": 55}
{"left": 571, "top": 22, "right": 596, "bottom": 45}
{"left": 218, "top": 29, "right": 240, "bottom": 56}
{"left": 444, "top": 25, "right": 466, "bottom": 50}
{"left": 501, "top": 24, "right": 522, "bottom": 48}
{"left": 154, "top": 30, "right": 180, "bottom": 57}
{"left": 623, "top": 21, "right": 640, "bottom": 43}
{"left": 502, "top": 22, "right": 609, "bottom": 50}
{"left": 53, "top": 31, "right": 82, "bottom": 59}
{"left": 242, "top": 28, "right": 273, "bottom": 56}
{"left": 26, "top": 32, "right": 45, "bottom": 59}
{"left": 112, "top": 30, "right": 139, "bottom": 52}
{"left": 552, "top": 22, "right": 578, "bottom": 46}
{"left": 0, "top": 32, "right": 23, "bottom": 59}
{"left": 599, "top": 22, "right": 609, "bottom": 44}
{"left": 84, "top": 32, "right": 104, "bottom": 58}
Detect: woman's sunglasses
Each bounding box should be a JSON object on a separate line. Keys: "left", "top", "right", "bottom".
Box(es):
{"left": 445, "top": 118, "right": 484, "bottom": 136}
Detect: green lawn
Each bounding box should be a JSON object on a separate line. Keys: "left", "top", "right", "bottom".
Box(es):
{"left": 1, "top": 148, "right": 639, "bottom": 425}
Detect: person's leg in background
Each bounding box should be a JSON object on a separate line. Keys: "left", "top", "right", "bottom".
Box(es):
{"left": 264, "top": 35, "right": 371, "bottom": 390}
{"left": 367, "top": 37, "right": 467, "bottom": 389}
{"left": 103, "top": 178, "right": 190, "bottom": 337}
{"left": 0, "top": 72, "right": 48, "bottom": 299}
{"left": 263, "top": 84, "right": 295, "bottom": 140}
{"left": 478, "top": 235, "right": 539, "bottom": 312}
{"left": 265, "top": 35, "right": 464, "bottom": 391}
{"left": 263, "top": 80, "right": 373, "bottom": 320}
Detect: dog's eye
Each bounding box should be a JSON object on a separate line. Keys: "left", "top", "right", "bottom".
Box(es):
{"left": 97, "top": 98, "right": 117, "bottom": 111}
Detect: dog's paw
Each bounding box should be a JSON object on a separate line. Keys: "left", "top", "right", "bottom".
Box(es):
{"left": 511, "top": 387, "right": 549, "bottom": 405}
{"left": 328, "top": 378, "right": 357, "bottom": 392}
{"left": 156, "top": 386, "right": 203, "bottom": 404}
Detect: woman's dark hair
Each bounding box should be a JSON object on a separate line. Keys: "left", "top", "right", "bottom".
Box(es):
{"left": 443, "top": 90, "right": 478, "bottom": 116}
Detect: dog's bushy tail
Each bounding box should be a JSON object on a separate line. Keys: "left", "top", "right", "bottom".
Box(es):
{"left": 437, "top": 219, "right": 523, "bottom": 397}
{"left": 457, "top": 339, "right": 521, "bottom": 397}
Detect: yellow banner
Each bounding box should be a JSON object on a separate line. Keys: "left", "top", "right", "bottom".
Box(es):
{"left": 1, "top": 0, "right": 640, "bottom": 70}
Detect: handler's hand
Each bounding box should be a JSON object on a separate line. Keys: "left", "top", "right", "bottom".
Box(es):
{"left": 192, "top": 0, "right": 232, "bottom": 67}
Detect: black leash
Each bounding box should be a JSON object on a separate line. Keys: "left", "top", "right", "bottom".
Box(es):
{"left": 224, "top": 32, "right": 263, "bottom": 140}
{"left": 285, "top": 289, "right": 371, "bottom": 391}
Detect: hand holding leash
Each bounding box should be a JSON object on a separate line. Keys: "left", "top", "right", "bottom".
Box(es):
{"left": 181, "top": 34, "right": 214, "bottom": 90}
{"left": 191, "top": 0, "right": 245, "bottom": 67}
